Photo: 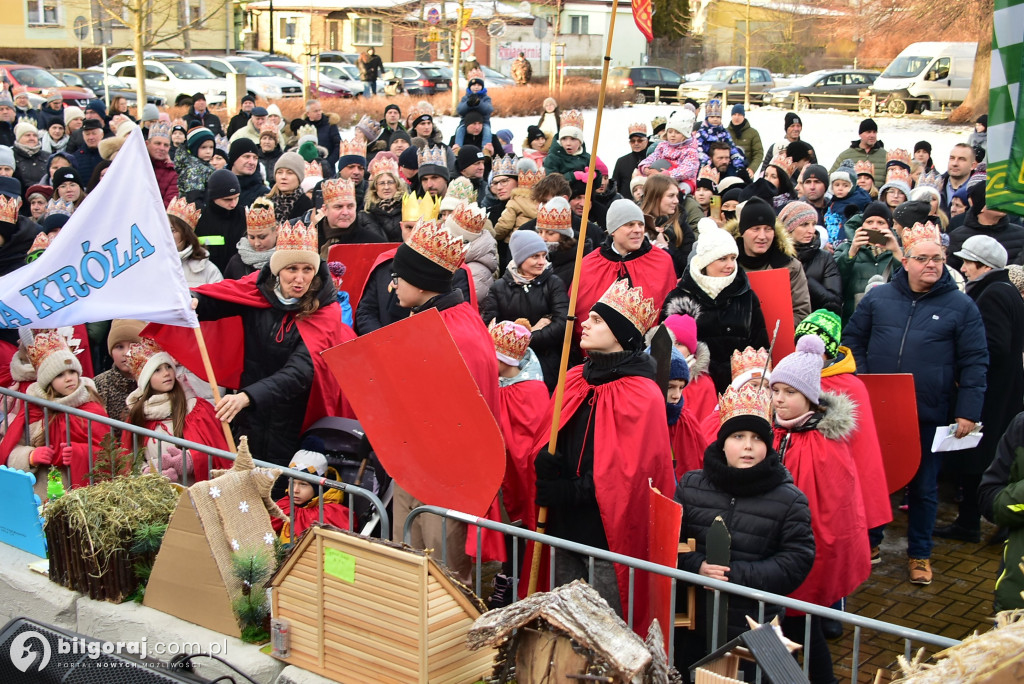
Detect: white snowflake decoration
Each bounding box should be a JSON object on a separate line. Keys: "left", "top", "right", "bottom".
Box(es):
{"left": 264, "top": 532, "right": 275, "bottom": 545}
{"left": 231, "top": 539, "right": 240, "bottom": 551}
{"left": 239, "top": 500, "right": 249, "bottom": 513}
{"left": 209, "top": 486, "right": 221, "bottom": 499}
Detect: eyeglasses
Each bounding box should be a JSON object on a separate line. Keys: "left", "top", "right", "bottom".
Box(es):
{"left": 908, "top": 255, "right": 945, "bottom": 265}
{"left": 490, "top": 177, "right": 513, "bottom": 188}
{"left": 376, "top": 179, "right": 396, "bottom": 187}
{"left": 390, "top": 273, "right": 400, "bottom": 286}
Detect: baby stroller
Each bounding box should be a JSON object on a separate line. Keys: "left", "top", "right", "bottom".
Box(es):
{"left": 383, "top": 70, "right": 404, "bottom": 97}
{"left": 301, "top": 417, "right": 393, "bottom": 538}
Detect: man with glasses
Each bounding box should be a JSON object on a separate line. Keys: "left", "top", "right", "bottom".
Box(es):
{"left": 845, "top": 220, "right": 988, "bottom": 586}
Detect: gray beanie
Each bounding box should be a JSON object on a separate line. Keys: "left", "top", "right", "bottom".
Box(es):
{"left": 274, "top": 151, "right": 306, "bottom": 182}
{"left": 0, "top": 145, "right": 14, "bottom": 170}
{"left": 510, "top": 229, "right": 548, "bottom": 267}
{"left": 141, "top": 103, "right": 160, "bottom": 123}
{"left": 606, "top": 198, "right": 645, "bottom": 234}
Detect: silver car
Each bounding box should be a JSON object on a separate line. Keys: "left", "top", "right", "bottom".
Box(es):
{"left": 677, "top": 66, "right": 775, "bottom": 103}
{"left": 185, "top": 56, "right": 303, "bottom": 100}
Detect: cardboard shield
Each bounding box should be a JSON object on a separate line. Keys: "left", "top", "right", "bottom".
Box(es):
{"left": 858, "top": 374, "right": 920, "bottom": 493}
{"left": 321, "top": 310, "right": 505, "bottom": 516}
{"left": 648, "top": 485, "right": 682, "bottom": 656}
{"left": 746, "top": 269, "right": 795, "bottom": 365}
{"left": 327, "top": 242, "right": 401, "bottom": 313}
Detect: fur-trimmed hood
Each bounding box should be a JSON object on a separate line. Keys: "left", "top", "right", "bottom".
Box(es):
{"left": 722, "top": 216, "right": 797, "bottom": 259}
{"left": 815, "top": 390, "right": 858, "bottom": 441}
{"left": 649, "top": 296, "right": 712, "bottom": 381}
{"left": 690, "top": 341, "right": 711, "bottom": 380}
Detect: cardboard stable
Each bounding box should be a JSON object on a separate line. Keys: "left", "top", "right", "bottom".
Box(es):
{"left": 0, "top": 466, "right": 46, "bottom": 558}
{"left": 268, "top": 526, "right": 495, "bottom": 684}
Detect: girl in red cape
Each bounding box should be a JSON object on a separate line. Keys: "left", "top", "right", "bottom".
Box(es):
{"left": 121, "top": 339, "right": 229, "bottom": 483}
{"left": 1, "top": 330, "right": 44, "bottom": 476}
{"left": 771, "top": 334, "right": 871, "bottom": 684}
{"left": 530, "top": 279, "right": 675, "bottom": 638}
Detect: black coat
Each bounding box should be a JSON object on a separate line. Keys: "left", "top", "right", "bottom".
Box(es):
{"left": 226, "top": 111, "right": 250, "bottom": 138}
{"left": 0, "top": 216, "right": 42, "bottom": 277}
{"left": 481, "top": 268, "right": 569, "bottom": 391}
{"left": 186, "top": 108, "right": 223, "bottom": 137}
{"left": 663, "top": 269, "right": 770, "bottom": 393}
{"left": 305, "top": 115, "right": 342, "bottom": 172}
{"left": 195, "top": 199, "right": 247, "bottom": 273}
{"left": 947, "top": 211, "right": 1024, "bottom": 270}
{"left": 14, "top": 147, "right": 47, "bottom": 188}
{"left": 258, "top": 146, "right": 283, "bottom": 185}
{"left": 612, "top": 150, "right": 645, "bottom": 197}
{"left": 651, "top": 215, "right": 695, "bottom": 278}
{"left": 237, "top": 171, "right": 269, "bottom": 209}
{"left": 355, "top": 257, "right": 473, "bottom": 335}
{"left": 795, "top": 236, "right": 843, "bottom": 315}
{"left": 315, "top": 212, "right": 386, "bottom": 256}
{"left": 589, "top": 181, "right": 623, "bottom": 230}
{"left": 359, "top": 202, "right": 402, "bottom": 243}
{"left": 194, "top": 263, "right": 334, "bottom": 465}
{"left": 0, "top": 121, "right": 13, "bottom": 147}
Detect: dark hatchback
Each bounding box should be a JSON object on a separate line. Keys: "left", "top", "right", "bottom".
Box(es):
{"left": 52, "top": 70, "right": 166, "bottom": 106}
{"left": 765, "top": 70, "right": 879, "bottom": 110}
{"left": 610, "top": 66, "right": 686, "bottom": 104}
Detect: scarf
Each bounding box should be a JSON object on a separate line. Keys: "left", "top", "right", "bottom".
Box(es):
{"left": 702, "top": 444, "right": 789, "bottom": 498}
{"left": 690, "top": 268, "right": 737, "bottom": 300}
{"left": 15, "top": 141, "right": 42, "bottom": 157}
{"left": 775, "top": 411, "right": 816, "bottom": 430}
{"left": 737, "top": 245, "right": 776, "bottom": 271}
{"left": 374, "top": 196, "right": 400, "bottom": 216}
{"left": 273, "top": 284, "right": 298, "bottom": 305}
{"left": 666, "top": 399, "right": 683, "bottom": 425}
{"left": 28, "top": 376, "right": 97, "bottom": 409}
{"left": 234, "top": 235, "right": 274, "bottom": 270}
{"left": 273, "top": 190, "right": 302, "bottom": 224}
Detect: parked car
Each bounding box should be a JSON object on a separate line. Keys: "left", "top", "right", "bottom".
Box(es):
{"left": 764, "top": 69, "right": 878, "bottom": 110}
{"left": 52, "top": 69, "right": 166, "bottom": 106}
{"left": 0, "top": 64, "right": 93, "bottom": 107}
{"left": 384, "top": 62, "right": 451, "bottom": 95}
{"left": 313, "top": 63, "right": 384, "bottom": 96}
{"left": 185, "top": 56, "right": 302, "bottom": 100}
{"left": 263, "top": 62, "right": 355, "bottom": 98}
{"left": 108, "top": 59, "right": 226, "bottom": 107}
{"left": 609, "top": 66, "right": 686, "bottom": 104}
{"left": 435, "top": 64, "right": 515, "bottom": 89}
{"left": 870, "top": 41, "right": 977, "bottom": 113}
{"left": 677, "top": 66, "right": 775, "bottom": 103}
{"left": 103, "top": 50, "right": 179, "bottom": 68}
{"left": 236, "top": 51, "right": 297, "bottom": 64}
{"left": 318, "top": 52, "right": 361, "bottom": 65}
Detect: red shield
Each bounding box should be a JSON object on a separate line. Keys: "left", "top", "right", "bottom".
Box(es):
{"left": 746, "top": 269, "right": 795, "bottom": 365}
{"left": 321, "top": 309, "right": 505, "bottom": 516}
{"left": 327, "top": 243, "right": 400, "bottom": 313}
{"left": 858, "top": 374, "right": 921, "bottom": 493}
{"left": 648, "top": 485, "right": 682, "bottom": 655}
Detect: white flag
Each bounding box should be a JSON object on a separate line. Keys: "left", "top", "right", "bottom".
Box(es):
{"left": 0, "top": 129, "right": 198, "bottom": 329}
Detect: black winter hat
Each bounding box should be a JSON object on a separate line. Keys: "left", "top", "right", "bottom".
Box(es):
{"left": 861, "top": 201, "right": 893, "bottom": 226}
{"left": 914, "top": 140, "right": 932, "bottom": 154}
{"left": 389, "top": 129, "right": 413, "bottom": 147}
{"left": 802, "top": 164, "right": 829, "bottom": 186}
{"left": 392, "top": 242, "right": 454, "bottom": 293}
{"left": 241, "top": 94, "right": 256, "bottom": 105}
{"left": 784, "top": 112, "right": 802, "bottom": 130}
{"left": 893, "top": 200, "right": 932, "bottom": 228}
{"left": 786, "top": 140, "right": 812, "bottom": 163}
{"left": 398, "top": 145, "right": 419, "bottom": 171}
{"left": 228, "top": 138, "right": 260, "bottom": 169}
{"left": 51, "top": 167, "right": 82, "bottom": 189}
{"left": 207, "top": 169, "right": 241, "bottom": 200}
{"left": 718, "top": 413, "right": 774, "bottom": 449}
{"left": 384, "top": 103, "right": 401, "bottom": 116}
{"left": 456, "top": 145, "right": 484, "bottom": 172}
{"left": 976, "top": 114, "right": 988, "bottom": 128}
{"left": 859, "top": 118, "right": 878, "bottom": 134}
{"left": 462, "top": 110, "right": 484, "bottom": 126}
{"left": 721, "top": 186, "right": 744, "bottom": 204}
{"left": 42, "top": 213, "right": 70, "bottom": 232}
{"left": 590, "top": 301, "right": 646, "bottom": 352}
{"left": 527, "top": 125, "right": 546, "bottom": 143}
{"left": 968, "top": 180, "right": 987, "bottom": 212}
{"left": 82, "top": 118, "right": 104, "bottom": 131}
{"left": 739, "top": 196, "right": 776, "bottom": 233}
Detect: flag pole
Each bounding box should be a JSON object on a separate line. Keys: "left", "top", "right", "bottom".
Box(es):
{"left": 193, "top": 326, "right": 237, "bottom": 454}
{"left": 527, "top": 0, "right": 620, "bottom": 595}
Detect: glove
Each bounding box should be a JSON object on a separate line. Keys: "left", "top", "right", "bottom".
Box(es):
{"left": 535, "top": 477, "right": 575, "bottom": 507}
{"left": 161, "top": 467, "right": 179, "bottom": 481}
{"left": 534, "top": 449, "right": 561, "bottom": 481}
{"left": 61, "top": 446, "right": 73, "bottom": 464}
{"left": 467, "top": 95, "right": 481, "bottom": 107}
{"left": 160, "top": 446, "right": 184, "bottom": 480}
{"left": 30, "top": 446, "right": 54, "bottom": 467}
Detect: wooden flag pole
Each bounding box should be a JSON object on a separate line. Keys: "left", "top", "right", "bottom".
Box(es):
{"left": 527, "top": 0, "right": 620, "bottom": 595}
{"left": 193, "top": 326, "right": 237, "bottom": 454}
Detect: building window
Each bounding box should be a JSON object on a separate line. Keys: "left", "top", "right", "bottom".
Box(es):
{"left": 26, "top": 0, "right": 60, "bottom": 26}
{"left": 178, "top": 0, "right": 204, "bottom": 27}
{"left": 278, "top": 16, "right": 298, "bottom": 43}
{"left": 353, "top": 17, "right": 383, "bottom": 46}
{"left": 568, "top": 15, "right": 588, "bottom": 34}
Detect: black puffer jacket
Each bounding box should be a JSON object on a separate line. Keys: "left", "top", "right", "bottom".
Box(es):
{"left": 360, "top": 200, "right": 402, "bottom": 242}
{"left": 14, "top": 147, "right": 48, "bottom": 188}
{"left": 0, "top": 216, "right": 43, "bottom": 277}
{"left": 195, "top": 197, "right": 247, "bottom": 273}
{"left": 355, "top": 257, "right": 473, "bottom": 335}
{"left": 948, "top": 211, "right": 1024, "bottom": 270}
{"left": 481, "top": 267, "right": 569, "bottom": 391}
{"left": 237, "top": 170, "right": 270, "bottom": 209}
{"left": 794, "top": 234, "right": 843, "bottom": 315}
{"left": 663, "top": 269, "right": 770, "bottom": 393}
{"left": 193, "top": 263, "right": 334, "bottom": 465}
{"left": 258, "top": 145, "right": 282, "bottom": 185}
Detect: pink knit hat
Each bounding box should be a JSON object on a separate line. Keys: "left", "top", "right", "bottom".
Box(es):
{"left": 664, "top": 314, "right": 698, "bottom": 354}
{"left": 770, "top": 334, "right": 825, "bottom": 405}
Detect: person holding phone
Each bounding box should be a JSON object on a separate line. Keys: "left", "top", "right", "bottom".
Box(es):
{"left": 834, "top": 202, "right": 903, "bottom": 323}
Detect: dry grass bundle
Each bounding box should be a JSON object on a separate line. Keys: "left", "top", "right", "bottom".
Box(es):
{"left": 892, "top": 609, "right": 1024, "bottom": 682}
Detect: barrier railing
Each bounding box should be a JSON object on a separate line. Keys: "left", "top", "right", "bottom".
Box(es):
{"left": 0, "top": 386, "right": 389, "bottom": 539}
{"left": 405, "top": 505, "right": 960, "bottom": 680}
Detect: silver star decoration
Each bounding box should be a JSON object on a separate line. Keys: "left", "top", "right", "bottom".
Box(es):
{"left": 239, "top": 500, "right": 249, "bottom": 513}
{"left": 209, "top": 486, "right": 221, "bottom": 498}
{"left": 230, "top": 539, "right": 240, "bottom": 551}
{"left": 264, "top": 532, "right": 275, "bottom": 545}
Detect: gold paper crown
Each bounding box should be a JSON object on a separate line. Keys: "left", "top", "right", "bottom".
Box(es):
{"left": 705, "top": 99, "right": 723, "bottom": 118}
{"left": 406, "top": 103, "right": 434, "bottom": 127}
{"left": 491, "top": 320, "right": 532, "bottom": 363}
{"left": 492, "top": 155, "right": 517, "bottom": 178}
{"left": 651, "top": 115, "right": 667, "bottom": 131}
{"left": 275, "top": 219, "right": 318, "bottom": 255}
{"left": 245, "top": 199, "right": 277, "bottom": 232}
{"left": 731, "top": 346, "right": 771, "bottom": 381}
{"left": 901, "top": 221, "right": 942, "bottom": 254}
{"left": 402, "top": 193, "right": 440, "bottom": 222}
{"left": 124, "top": 338, "right": 166, "bottom": 381}
{"left": 417, "top": 145, "right": 447, "bottom": 168}
{"left": 368, "top": 154, "right": 399, "bottom": 179}
{"left": 518, "top": 166, "right": 546, "bottom": 188}
{"left": 917, "top": 170, "right": 943, "bottom": 191}
{"left": 718, "top": 384, "right": 773, "bottom": 425}
{"left": 42, "top": 88, "right": 61, "bottom": 102}
{"left": 628, "top": 122, "right": 648, "bottom": 136}
{"left": 305, "top": 160, "right": 323, "bottom": 178}
{"left": 596, "top": 280, "right": 658, "bottom": 336}
{"left": 885, "top": 165, "right": 911, "bottom": 185}
{"left": 44, "top": 198, "right": 75, "bottom": 219}
{"left": 167, "top": 197, "right": 202, "bottom": 230}
{"left": 408, "top": 218, "right": 467, "bottom": 272}
{"left": 148, "top": 121, "right": 172, "bottom": 140}
{"left": 28, "top": 232, "right": 50, "bottom": 253}
{"left": 447, "top": 201, "right": 487, "bottom": 235}
{"left": 321, "top": 177, "right": 356, "bottom": 204}
{"left": 339, "top": 137, "right": 366, "bottom": 159}
{"left": 295, "top": 123, "right": 317, "bottom": 140}
{"left": 854, "top": 159, "right": 875, "bottom": 176}
{"left": 537, "top": 202, "right": 572, "bottom": 232}
{"left": 259, "top": 122, "right": 279, "bottom": 137}
{"left": 467, "top": 68, "right": 485, "bottom": 81}
{"left": 561, "top": 110, "right": 584, "bottom": 131}
{"left": 356, "top": 114, "right": 382, "bottom": 140}
{"left": 698, "top": 165, "right": 721, "bottom": 185}
{"left": 0, "top": 196, "right": 21, "bottom": 224}
{"left": 26, "top": 330, "right": 72, "bottom": 370}
{"left": 768, "top": 153, "right": 794, "bottom": 176}
{"left": 886, "top": 148, "right": 912, "bottom": 169}
{"left": 11, "top": 85, "right": 28, "bottom": 97}
{"left": 444, "top": 177, "right": 477, "bottom": 204}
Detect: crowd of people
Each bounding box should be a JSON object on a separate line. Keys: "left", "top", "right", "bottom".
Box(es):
{"left": 0, "top": 71, "right": 1021, "bottom": 682}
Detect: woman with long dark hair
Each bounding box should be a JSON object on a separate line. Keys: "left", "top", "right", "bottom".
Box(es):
{"left": 641, "top": 174, "right": 696, "bottom": 276}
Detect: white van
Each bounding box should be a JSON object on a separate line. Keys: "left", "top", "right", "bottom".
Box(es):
{"left": 870, "top": 42, "right": 976, "bottom": 113}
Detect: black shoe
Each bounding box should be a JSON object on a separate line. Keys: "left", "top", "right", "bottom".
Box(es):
{"left": 822, "top": 617, "right": 843, "bottom": 640}
{"left": 933, "top": 522, "right": 981, "bottom": 543}
{"left": 487, "top": 573, "right": 514, "bottom": 609}
{"left": 987, "top": 527, "right": 1009, "bottom": 546}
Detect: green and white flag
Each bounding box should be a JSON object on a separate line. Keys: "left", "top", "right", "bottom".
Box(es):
{"left": 989, "top": 0, "right": 1024, "bottom": 214}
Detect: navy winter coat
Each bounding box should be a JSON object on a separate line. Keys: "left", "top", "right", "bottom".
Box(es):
{"left": 844, "top": 267, "right": 988, "bottom": 426}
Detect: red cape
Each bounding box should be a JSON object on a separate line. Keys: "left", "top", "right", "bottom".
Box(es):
{"left": 774, "top": 426, "right": 871, "bottom": 608}
{"left": 670, "top": 407, "right": 707, "bottom": 478}
{"left": 498, "top": 378, "right": 550, "bottom": 530}
{"left": 359, "top": 248, "right": 479, "bottom": 314}
{"left": 0, "top": 341, "right": 16, "bottom": 389}
{"left": 683, "top": 374, "right": 718, "bottom": 426}
{"left": 48, "top": 401, "right": 111, "bottom": 488}
{"left": 524, "top": 366, "right": 675, "bottom": 636}
{"left": 144, "top": 273, "right": 355, "bottom": 432}
{"left": 0, "top": 379, "right": 41, "bottom": 464}
{"left": 120, "top": 397, "right": 232, "bottom": 482}
{"left": 570, "top": 247, "right": 676, "bottom": 340}
{"left": 821, "top": 373, "right": 893, "bottom": 529}
{"left": 272, "top": 497, "right": 351, "bottom": 542}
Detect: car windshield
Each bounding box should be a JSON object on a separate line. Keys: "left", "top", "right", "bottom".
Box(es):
{"left": 54, "top": 72, "right": 83, "bottom": 87}
{"left": 318, "top": 65, "right": 352, "bottom": 80}
{"left": 163, "top": 61, "right": 215, "bottom": 79}
{"left": 80, "top": 72, "right": 128, "bottom": 89}
{"left": 12, "top": 68, "right": 63, "bottom": 88}
{"left": 421, "top": 67, "right": 445, "bottom": 78}
{"left": 698, "top": 67, "right": 732, "bottom": 82}
{"left": 791, "top": 71, "right": 829, "bottom": 87}
{"left": 230, "top": 59, "right": 275, "bottom": 77}
{"left": 480, "top": 66, "right": 505, "bottom": 80}
{"left": 338, "top": 64, "right": 361, "bottom": 79}
{"left": 881, "top": 56, "right": 932, "bottom": 79}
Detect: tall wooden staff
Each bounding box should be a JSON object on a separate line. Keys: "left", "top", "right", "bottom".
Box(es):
{"left": 193, "top": 327, "right": 237, "bottom": 454}
{"left": 527, "top": 0, "right": 621, "bottom": 595}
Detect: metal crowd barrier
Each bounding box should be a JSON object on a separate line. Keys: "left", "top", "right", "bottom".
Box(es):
{"left": 405, "top": 505, "right": 961, "bottom": 680}
{"left": 0, "top": 386, "right": 389, "bottom": 539}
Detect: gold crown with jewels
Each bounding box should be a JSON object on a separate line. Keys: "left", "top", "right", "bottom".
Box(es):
{"left": 408, "top": 218, "right": 467, "bottom": 272}
{"left": 731, "top": 346, "right": 771, "bottom": 381}
{"left": 167, "top": 197, "right": 202, "bottom": 230}
{"left": 718, "top": 384, "right": 773, "bottom": 425}
{"left": 321, "top": 177, "right": 356, "bottom": 204}
{"left": 491, "top": 320, "right": 532, "bottom": 364}
{"left": 275, "top": 219, "right": 318, "bottom": 254}
{"left": 596, "top": 280, "right": 658, "bottom": 335}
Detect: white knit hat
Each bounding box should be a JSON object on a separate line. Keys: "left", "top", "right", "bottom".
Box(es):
{"left": 666, "top": 110, "right": 696, "bottom": 136}
{"left": 690, "top": 225, "right": 738, "bottom": 274}
{"left": 123, "top": 338, "right": 177, "bottom": 397}
{"left": 27, "top": 330, "right": 83, "bottom": 390}
{"left": 289, "top": 449, "right": 328, "bottom": 476}
{"left": 14, "top": 121, "right": 38, "bottom": 142}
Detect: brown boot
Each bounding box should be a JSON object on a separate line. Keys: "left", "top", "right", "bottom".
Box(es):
{"left": 908, "top": 558, "right": 932, "bottom": 585}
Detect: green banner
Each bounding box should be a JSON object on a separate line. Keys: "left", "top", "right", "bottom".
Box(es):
{"left": 988, "top": 0, "right": 1024, "bottom": 214}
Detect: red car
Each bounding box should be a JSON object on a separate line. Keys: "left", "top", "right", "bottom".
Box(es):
{"left": 0, "top": 64, "right": 94, "bottom": 107}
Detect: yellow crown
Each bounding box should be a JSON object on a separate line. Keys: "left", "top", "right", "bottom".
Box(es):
{"left": 718, "top": 384, "right": 773, "bottom": 425}
{"left": 886, "top": 148, "right": 912, "bottom": 169}
{"left": 408, "top": 218, "right": 467, "bottom": 272}
{"left": 518, "top": 167, "right": 546, "bottom": 188}
{"left": 651, "top": 115, "right": 667, "bottom": 131}
{"left": 245, "top": 199, "right": 277, "bottom": 232}
{"left": 561, "top": 110, "right": 584, "bottom": 131}
{"left": 167, "top": 197, "right": 202, "bottom": 230}
{"left": 446, "top": 201, "right": 487, "bottom": 235}
{"left": 492, "top": 155, "right": 517, "bottom": 178}
{"left": 628, "top": 122, "right": 648, "bottom": 136}
{"left": 854, "top": 159, "right": 875, "bottom": 177}
{"left": 417, "top": 145, "right": 447, "bottom": 168}
{"left": 731, "top": 346, "right": 771, "bottom": 381}
{"left": 44, "top": 198, "right": 75, "bottom": 219}
{"left": 596, "top": 280, "right": 658, "bottom": 336}
{"left": 321, "top": 177, "right": 356, "bottom": 205}
{"left": 275, "top": 219, "right": 318, "bottom": 255}
{"left": 902, "top": 221, "right": 942, "bottom": 254}
{"left": 26, "top": 330, "right": 72, "bottom": 370}
{"left": 124, "top": 338, "right": 165, "bottom": 381}
{"left": 28, "top": 231, "right": 51, "bottom": 253}
{"left": 885, "top": 165, "right": 911, "bottom": 186}
{"left": 491, "top": 320, "right": 532, "bottom": 364}
{"left": 537, "top": 201, "right": 572, "bottom": 232}
{"left": 402, "top": 193, "right": 440, "bottom": 222}
{"left": 304, "top": 160, "right": 323, "bottom": 178}
{"left": 917, "top": 170, "right": 943, "bottom": 191}
{"left": 444, "top": 177, "right": 477, "bottom": 204}
{"left": 295, "top": 123, "right": 317, "bottom": 140}
{"left": 368, "top": 154, "right": 399, "bottom": 179}
{"left": 339, "top": 137, "right": 366, "bottom": 159}
{"left": 0, "top": 196, "right": 21, "bottom": 224}
{"left": 698, "top": 165, "right": 721, "bottom": 185}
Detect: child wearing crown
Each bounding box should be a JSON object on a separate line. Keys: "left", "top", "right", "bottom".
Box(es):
{"left": 453, "top": 73, "right": 494, "bottom": 155}
{"left": 122, "top": 339, "right": 229, "bottom": 483}
{"left": 542, "top": 110, "right": 591, "bottom": 177}
{"left": 672, "top": 383, "right": 814, "bottom": 674}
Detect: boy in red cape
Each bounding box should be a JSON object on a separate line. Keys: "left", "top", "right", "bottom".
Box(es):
{"left": 530, "top": 279, "right": 675, "bottom": 637}
{"left": 273, "top": 436, "right": 351, "bottom": 543}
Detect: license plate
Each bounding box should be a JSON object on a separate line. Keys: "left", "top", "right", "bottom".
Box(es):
{"left": 435, "top": 83, "right": 448, "bottom": 90}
